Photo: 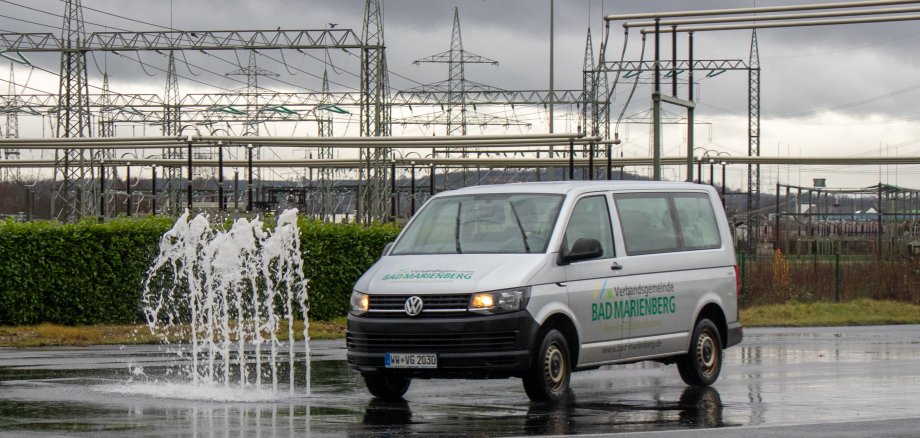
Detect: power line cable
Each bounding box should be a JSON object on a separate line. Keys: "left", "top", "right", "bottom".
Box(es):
{"left": 770, "top": 81, "right": 920, "bottom": 119}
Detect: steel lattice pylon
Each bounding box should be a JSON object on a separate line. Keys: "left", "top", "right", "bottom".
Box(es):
{"left": 54, "top": 0, "right": 95, "bottom": 221}
{"left": 162, "top": 50, "right": 182, "bottom": 215}
{"left": 226, "top": 50, "right": 277, "bottom": 189}
{"left": 412, "top": 7, "right": 499, "bottom": 139}
{"left": 582, "top": 28, "right": 610, "bottom": 177}
{"left": 98, "top": 73, "right": 115, "bottom": 216}
{"left": 582, "top": 28, "right": 596, "bottom": 140}
{"left": 595, "top": 37, "right": 610, "bottom": 142}
{"left": 317, "top": 69, "right": 335, "bottom": 221}
{"left": 360, "top": 0, "right": 391, "bottom": 223}
{"left": 747, "top": 29, "right": 761, "bottom": 255}
{"left": 3, "top": 62, "right": 20, "bottom": 182}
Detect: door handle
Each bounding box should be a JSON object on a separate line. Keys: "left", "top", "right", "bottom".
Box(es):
{"left": 611, "top": 262, "right": 623, "bottom": 271}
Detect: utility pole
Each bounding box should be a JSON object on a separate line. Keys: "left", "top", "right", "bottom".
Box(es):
{"left": 413, "top": 7, "right": 499, "bottom": 139}
{"left": 226, "top": 50, "right": 279, "bottom": 192}
{"left": 3, "top": 63, "right": 20, "bottom": 182}
{"left": 54, "top": 0, "right": 95, "bottom": 220}
{"left": 317, "top": 69, "right": 335, "bottom": 221}
{"left": 360, "top": 0, "right": 392, "bottom": 223}
{"left": 163, "top": 51, "right": 182, "bottom": 215}
{"left": 98, "top": 73, "right": 114, "bottom": 216}
{"left": 748, "top": 29, "right": 762, "bottom": 256}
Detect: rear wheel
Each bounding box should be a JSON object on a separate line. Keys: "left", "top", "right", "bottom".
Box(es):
{"left": 523, "top": 329, "right": 571, "bottom": 402}
{"left": 677, "top": 318, "right": 723, "bottom": 386}
{"left": 362, "top": 372, "right": 411, "bottom": 400}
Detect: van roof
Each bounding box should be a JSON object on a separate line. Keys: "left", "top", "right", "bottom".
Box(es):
{"left": 437, "top": 181, "right": 716, "bottom": 197}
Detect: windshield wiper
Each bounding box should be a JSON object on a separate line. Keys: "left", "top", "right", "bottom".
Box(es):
{"left": 508, "top": 201, "right": 531, "bottom": 253}
{"left": 455, "top": 202, "right": 463, "bottom": 254}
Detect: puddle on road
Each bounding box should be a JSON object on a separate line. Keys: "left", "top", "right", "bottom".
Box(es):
{"left": 3, "top": 327, "right": 920, "bottom": 436}
{"left": 0, "top": 357, "right": 735, "bottom": 437}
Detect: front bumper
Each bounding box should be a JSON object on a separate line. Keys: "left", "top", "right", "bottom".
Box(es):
{"left": 346, "top": 311, "right": 540, "bottom": 379}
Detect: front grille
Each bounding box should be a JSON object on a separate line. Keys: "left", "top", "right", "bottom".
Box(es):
{"left": 347, "top": 331, "right": 518, "bottom": 353}
{"left": 368, "top": 294, "right": 471, "bottom": 317}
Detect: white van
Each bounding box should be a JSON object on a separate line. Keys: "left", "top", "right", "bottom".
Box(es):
{"left": 347, "top": 181, "right": 742, "bottom": 402}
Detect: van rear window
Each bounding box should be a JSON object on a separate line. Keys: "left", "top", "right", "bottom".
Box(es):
{"left": 614, "top": 193, "right": 721, "bottom": 255}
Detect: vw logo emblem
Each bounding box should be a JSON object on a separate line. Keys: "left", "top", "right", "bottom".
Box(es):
{"left": 404, "top": 296, "right": 424, "bottom": 316}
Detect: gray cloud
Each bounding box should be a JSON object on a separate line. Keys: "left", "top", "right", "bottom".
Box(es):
{"left": 3, "top": 0, "right": 920, "bottom": 122}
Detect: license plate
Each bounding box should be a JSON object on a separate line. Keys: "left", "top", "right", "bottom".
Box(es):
{"left": 385, "top": 353, "right": 438, "bottom": 369}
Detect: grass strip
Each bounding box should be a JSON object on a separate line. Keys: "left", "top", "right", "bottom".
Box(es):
{"left": 3, "top": 300, "right": 920, "bottom": 347}
{"left": 741, "top": 299, "right": 920, "bottom": 327}
{"left": 0, "top": 318, "right": 346, "bottom": 348}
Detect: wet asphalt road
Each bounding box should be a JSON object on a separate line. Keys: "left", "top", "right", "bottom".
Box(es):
{"left": 0, "top": 325, "right": 919, "bottom": 437}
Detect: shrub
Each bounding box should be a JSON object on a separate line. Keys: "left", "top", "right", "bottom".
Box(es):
{"left": 0, "top": 217, "right": 173, "bottom": 325}
{"left": 299, "top": 219, "right": 401, "bottom": 320}
{"left": 0, "top": 217, "right": 401, "bottom": 325}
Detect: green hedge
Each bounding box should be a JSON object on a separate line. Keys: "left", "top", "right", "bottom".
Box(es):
{"left": 0, "top": 217, "right": 174, "bottom": 325}
{"left": 299, "top": 219, "right": 401, "bottom": 320}
{"left": 0, "top": 217, "right": 400, "bottom": 325}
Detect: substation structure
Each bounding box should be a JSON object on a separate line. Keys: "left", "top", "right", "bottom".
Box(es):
{"left": 770, "top": 182, "right": 920, "bottom": 260}
{"left": 6, "top": 135, "right": 920, "bottom": 250}
{"left": 2, "top": 0, "right": 920, "bottom": 244}
{"left": 0, "top": 133, "right": 607, "bottom": 222}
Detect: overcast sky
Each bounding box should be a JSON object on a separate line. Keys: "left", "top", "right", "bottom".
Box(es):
{"left": 3, "top": 0, "right": 920, "bottom": 189}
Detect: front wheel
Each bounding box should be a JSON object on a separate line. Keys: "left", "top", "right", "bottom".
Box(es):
{"left": 362, "top": 372, "right": 411, "bottom": 400}
{"left": 677, "top": 318, "right": 723, "bottom": 386}
{"left": 523, "top": 329, "right": 571, "bottom": 402}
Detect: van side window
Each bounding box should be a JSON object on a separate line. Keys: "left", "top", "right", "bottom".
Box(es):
{"left": 614, "top": 194, "right": 679, "bottom": 255}
{"left": 673, "top": 194, "right": 722, "bottom": 249}
{"left": 563, "top": 195, "right": 614, "bottom": 258}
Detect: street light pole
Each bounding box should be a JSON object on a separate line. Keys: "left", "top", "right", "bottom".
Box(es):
{"left": 390, "top": 159, "right": 397, "bottom": 222}
{"left": 410, "top": 161, "right": 417, "bottom": 215}
{"left": 99, "top": 161, "right": 105, "bottom": 219}
{"left": 217, "top": 141, "right": 224, "bottom": 212}
{"left": 151, "top": 164, "right": 158, "bottom": 215}
{"left": 126, "top": 162, "right": 132, "bottom": 217}
{"left": 247, "top": 144, "right": 254, "bottom": 213}
{"left": 187, "top": 135, "right": 193, "bottom": 211}
{"left": 709, "top": 158, "right": 715, "bottom": 186}
{"left": 696, "top": 156, "right": 703, "bottom": 184}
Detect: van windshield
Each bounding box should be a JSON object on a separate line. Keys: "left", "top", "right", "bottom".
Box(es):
{"left": 391, "top": 193, "right": 564, "bottom": 255}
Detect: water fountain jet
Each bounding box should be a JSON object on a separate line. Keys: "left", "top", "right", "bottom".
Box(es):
{"left": 141, "top": 209, "right": 309, "bottom": 396}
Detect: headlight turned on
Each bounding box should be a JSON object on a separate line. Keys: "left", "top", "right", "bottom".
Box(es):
{"left": 350, "top": 291, "right": 369, "bottom": 315}
{"left": 468, "top": 287, "right": 530, "bottom": 315}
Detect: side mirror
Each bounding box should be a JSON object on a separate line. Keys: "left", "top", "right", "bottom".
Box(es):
{"left": 381, "top": 242, "right": 394, "bottom": 257}
{"left": 560, "top": 238, "right": 603, "bottom": 264}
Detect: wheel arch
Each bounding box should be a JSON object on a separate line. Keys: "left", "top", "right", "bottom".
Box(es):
{"left": 695, "top": 302, "right": 728, "bottom": 348}
{"left": 538, "top": 313, "right": 581, "bottom": 367}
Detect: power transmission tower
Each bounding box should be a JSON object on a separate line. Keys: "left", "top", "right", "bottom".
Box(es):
{"left": 3, "top": 63, "right": 20, "bottom": 182}
{"left": 317, "top": 69, "right": 335, "bottom": 221}
{"left": 98, "top": 72, "right": 115, "bottom": 215}
{"left": 581, "top": 28, "right": 611, "bottom": 178}
{"left": 412, "top": 7, "right": 499, "bottom": 138}
{"left": 54, "top": 0, "right": 95, "bottom": 220}
{"left": 582, "top": 28, "right": 597, "bottom": 140}
{"left": 595, "top": 33, "right": 610, "bottom": 142}
{"left": 226, "top": 50, "right": 279, "bottom": 136}
{"left": 227, "top": 50, "right": 279, "bottom": 190}
{"left": 359, "top": 0, "right": 391, "bottom": 223}
{"left": 4, "top": 23, "right": 367, "bottom": 216}
{"left": 748, "top": 29, "right": 761, "bottom": 255}
{"left": 163, "top": 51, "right": 182, "bottom": 214}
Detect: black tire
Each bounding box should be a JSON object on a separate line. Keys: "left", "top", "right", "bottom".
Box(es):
{"left": 677, "top": 318, "right": 723, "bottom": 386}
{"left": 362, "top": 372, "right": 411, "bottom": 400}
{"left": 523, "top": 329, "right": 571, "bottom": 402}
